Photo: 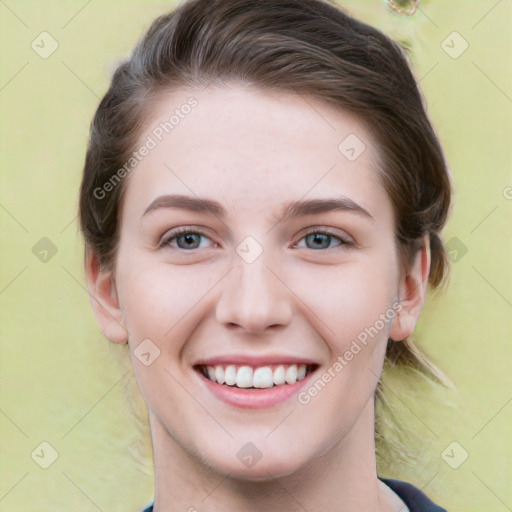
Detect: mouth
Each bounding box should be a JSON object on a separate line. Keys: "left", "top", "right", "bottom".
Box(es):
{"left": 194, "top": 363, "right": 318, "bottom": 390}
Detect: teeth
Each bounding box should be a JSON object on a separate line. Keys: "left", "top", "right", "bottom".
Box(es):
{"left": 236, "top": 366, "right": 253, "bottom": 388}
{"left": 273, "top": 365, "right": 285, "bottom": 385}
{"left": 285, "top": 364, "right": 297, "bottom": 384}
{"left": 214, "top": 365, "right": 225, "bottom": 384}
{"left": 225, "top": 365, "right": 237, "bottom": 386}
{"left": 200, "top": 363, "right": 311, "bottom": 389}
{"left": 253, "top": 366, "right": 274, "bottom": 388}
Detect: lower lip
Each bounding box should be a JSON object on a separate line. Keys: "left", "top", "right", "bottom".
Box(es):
{"left": 197, "top": 370, "right": 316, "bottom": 409}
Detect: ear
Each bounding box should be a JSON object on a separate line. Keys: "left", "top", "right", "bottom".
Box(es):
{"left": 85, "top": 249, "right": 128, "bottom": 344}
{"left": 389, "top": 234, "right": 431, "bottom": 342}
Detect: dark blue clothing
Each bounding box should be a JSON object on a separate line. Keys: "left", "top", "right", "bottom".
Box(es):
{"left": 381, "top": 478, "right": 447, "bottom": 511}
{"left": 141, "top": 477, "right": 447, "bottom": 511}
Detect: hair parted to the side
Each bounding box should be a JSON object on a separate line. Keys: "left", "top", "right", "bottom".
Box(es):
{"left": 79, "top": 0, "right": 453, "bottom": 468}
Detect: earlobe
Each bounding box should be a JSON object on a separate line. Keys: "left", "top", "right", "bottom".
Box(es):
{"left": 389, "top": 234, "right": 431, "bottom": 342}
{"left": 85, "top": 250, "right": 128, "bottom": 344}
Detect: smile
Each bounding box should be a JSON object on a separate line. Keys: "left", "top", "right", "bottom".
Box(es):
{"left": 196, "top": 363, "right": 316, "bottom": 389}
{"left": 194, "top": 360, "right": 320, "bottom": 409}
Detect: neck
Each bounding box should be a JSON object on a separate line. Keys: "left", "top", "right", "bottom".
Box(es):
{"left": 149, "top": 399, "right": 404, "bottom": 512}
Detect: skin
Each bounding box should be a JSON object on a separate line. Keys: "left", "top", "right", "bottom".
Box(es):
{"left": 86, "top": 85, "right": 430, "bottom": 512}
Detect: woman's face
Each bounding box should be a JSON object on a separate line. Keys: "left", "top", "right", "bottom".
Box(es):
{"left": 93, "top": 85, "right": 423, "bottom": 479}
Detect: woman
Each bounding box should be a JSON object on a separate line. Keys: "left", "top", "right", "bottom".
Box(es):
{"left": 79, "top": 0, "right": 451, "bottom": 510}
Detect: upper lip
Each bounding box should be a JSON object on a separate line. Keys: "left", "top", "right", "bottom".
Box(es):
{"left": 193, "top": 354, "right": 320, "bottom": 367}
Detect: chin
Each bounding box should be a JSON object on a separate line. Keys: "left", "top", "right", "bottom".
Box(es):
{"left": 205, "top": 449, "right": 307, "bottom": 481}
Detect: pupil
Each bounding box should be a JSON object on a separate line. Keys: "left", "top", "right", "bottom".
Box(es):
{"left": 180, "top": 233, "right": 199, "bottom": 248}
{"left": 308, "top": 233, "right": 328, "bottom": 249}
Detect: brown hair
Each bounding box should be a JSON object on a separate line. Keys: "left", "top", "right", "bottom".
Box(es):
{"left": 79, "top": 0, "right": 453, "bottom": 464}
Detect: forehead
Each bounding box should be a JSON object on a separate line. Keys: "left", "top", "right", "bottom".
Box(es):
{"left": 121, "top": 85, "right": 393, "bottom": 226}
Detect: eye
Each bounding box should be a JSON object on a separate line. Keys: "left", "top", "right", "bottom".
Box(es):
{"left": 160, "top": 227, "right": 215, "bottom": 250}
{"left": 295, "top": 229, "right": 351, "bottom": 250}
{"left": 159, "top": 227, "right": 351, "bottom": 251}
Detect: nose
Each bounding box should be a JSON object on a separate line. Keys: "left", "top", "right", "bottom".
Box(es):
{"left": 215, "top": 251, "right": 293, "bottom": 335}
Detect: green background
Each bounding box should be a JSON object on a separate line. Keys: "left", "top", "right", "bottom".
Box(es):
{"left": 1, "top": 1, "right": 511, "bottom": 510}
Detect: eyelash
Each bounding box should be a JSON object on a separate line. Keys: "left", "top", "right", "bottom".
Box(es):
{"left": 159, "top": 226, "right": 352, "bottom": 251}
{"left": 298, "top": 227, "right": 352, "bottom": 249}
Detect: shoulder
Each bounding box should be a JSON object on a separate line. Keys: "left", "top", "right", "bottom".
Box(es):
{"left": 140, "top": 504, "right": 153, "bottom": 512}
{"left": 380, "top": 478, "right": 448, "bottom": 512}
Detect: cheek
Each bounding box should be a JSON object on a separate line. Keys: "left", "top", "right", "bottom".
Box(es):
{"left": 288, "top": 251, "right": 398, "bottom": 350}
{"left": 116, "top": 260, "right": 213, "bottom": 347}
{"left": 116, "top": 262, "right": 215, "bottom": 409}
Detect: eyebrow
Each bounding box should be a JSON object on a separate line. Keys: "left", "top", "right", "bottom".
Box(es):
{"left": 142, "top": 194, "right": 374, "bottom": 222}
